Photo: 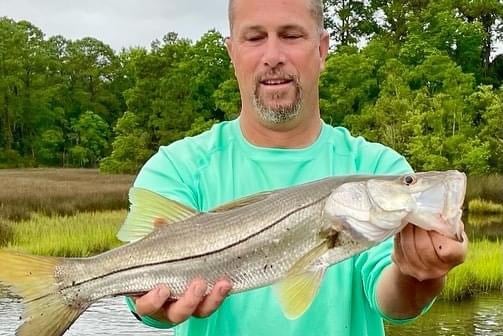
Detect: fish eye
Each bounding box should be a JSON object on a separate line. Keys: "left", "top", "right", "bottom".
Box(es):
{"left": 403, "top": 175, "right": 417, "bottom": 186}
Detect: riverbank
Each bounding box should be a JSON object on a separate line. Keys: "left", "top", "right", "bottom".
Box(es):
{"left": 441, "top": 239, "right": 503, "bottom": 301}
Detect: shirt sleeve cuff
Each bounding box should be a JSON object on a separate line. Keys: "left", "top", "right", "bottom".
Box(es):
{"left": 125, "top": 296, "right": 176, "bottom": 329}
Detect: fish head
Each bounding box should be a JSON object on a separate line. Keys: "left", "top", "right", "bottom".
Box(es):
{"left": 389, "top": 170, "right": 466, "bottom": 241}
{"left": 323, "top": 171, "right": 466, "bottom": 243}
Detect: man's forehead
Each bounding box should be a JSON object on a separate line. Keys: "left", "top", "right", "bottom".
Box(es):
{"left": 241, "top": 23, "right": 308, "bottom": 32}
{"left": 230, "top": 0, "right": 317, "bottom": 32}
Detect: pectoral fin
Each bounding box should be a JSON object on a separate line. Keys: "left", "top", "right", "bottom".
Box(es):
{"left": 274, "top": 242, "right": 329, "bottom": 319}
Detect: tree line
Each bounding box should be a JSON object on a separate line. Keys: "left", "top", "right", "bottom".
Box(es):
{"left": 0, "top": 0, "right": 502, "bottom": 174}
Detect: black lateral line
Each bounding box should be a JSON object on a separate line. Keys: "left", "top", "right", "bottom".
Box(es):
{"left": 62, "top": 194, "right": 330, "bottom": 290}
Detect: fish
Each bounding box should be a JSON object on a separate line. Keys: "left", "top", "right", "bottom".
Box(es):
{"left": 0, "top": 170, "right": 466, "bottom": 336}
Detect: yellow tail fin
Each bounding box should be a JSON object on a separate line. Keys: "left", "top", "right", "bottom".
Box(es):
{"left": 0, "top": 250, "right": 88, "bottom": 336}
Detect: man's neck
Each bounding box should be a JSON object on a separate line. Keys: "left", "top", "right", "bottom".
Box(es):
{"left": 239, "top": 111, "right": 322, "bottom": 149}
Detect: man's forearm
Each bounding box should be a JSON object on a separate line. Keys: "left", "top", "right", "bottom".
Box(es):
{"left": 376, "top": 264, "right": 445, "bottom": 319}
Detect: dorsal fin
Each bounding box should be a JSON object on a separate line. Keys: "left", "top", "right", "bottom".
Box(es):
{"left": 210, "top": 191, "right": 273, "bottom": 213}
{"left": 117, "top": 187, "right": 197, "bottom": 242}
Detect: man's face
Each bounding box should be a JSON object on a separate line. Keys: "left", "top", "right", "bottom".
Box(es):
{"left": 226, "top": 0, "right": 329, "bottom": 126}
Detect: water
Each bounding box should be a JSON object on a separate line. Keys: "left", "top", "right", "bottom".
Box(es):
{"left": 1, "top": 290, "right": 502, "bottom": 335}
{"left": 465, "top": 214, "right": 503, "bottom": 241}
{"left": 0, "top": 290, "right": 172, "bottom": 336}
{"left": 386, "top": 293, "right": 503, "bottom": 336}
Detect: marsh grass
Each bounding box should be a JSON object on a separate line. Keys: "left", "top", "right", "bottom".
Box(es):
{"left": 0, "top": 168, "right": 133, "bottom": 221}
{"left": 441, "top": 240, "right": 503, "bottom": 301}
{"left": 3, "top": 211, "right": 126, "bottom": 257}
{"left": 467, "top": 213, "right": 503, "bottom": 227}
{"left": 466, "top": 174, "right": 503, "bottom": 204}
{"left": 468, "top": 198, "right": 503, "bottom": 214}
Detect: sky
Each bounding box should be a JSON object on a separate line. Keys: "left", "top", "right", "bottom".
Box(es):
{"left": 1, "top": 1, "right": 501, "bottom": 54}
{"left": 1, "top": 0, "right": 230, "bottom": 50}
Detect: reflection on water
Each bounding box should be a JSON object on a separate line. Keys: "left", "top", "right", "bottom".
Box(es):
{"left": 1, "top": 289, "right": 502, "bottom": 336}
{"left": 0, "top": 291, "right": 173, "bottom": 336}
{"left": 386, "top": 293, "right": 503, "bottom": 336}
{"left": 464, "top": 213, "right": 503, "bottom": 241}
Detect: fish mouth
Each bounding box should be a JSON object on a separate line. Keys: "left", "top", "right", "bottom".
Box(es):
{"left": 407, "top": 171, "right": 466, "bottom": 242}
{"left": 442, "top": 171, "right": 466, "bottom": 241}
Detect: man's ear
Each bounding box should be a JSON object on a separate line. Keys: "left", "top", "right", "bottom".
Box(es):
{"left": 319, "top": 31, "right": 330, "bottom": 71}
{"left": 225, "top": 37, "right": 233, "bottom": 61}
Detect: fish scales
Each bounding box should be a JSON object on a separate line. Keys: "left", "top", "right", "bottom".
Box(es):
{"left": 58, "top": 178, "right": 341, "bottom": 302}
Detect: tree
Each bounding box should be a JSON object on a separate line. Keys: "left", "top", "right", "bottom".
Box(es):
{"left": 69, "top": 111, "right": 110, "bottom": 167}
{"left": 100, "top": 111, "right": 152, "bottom": 174}
{"left": 214, "top": 78, "right": 241, "bottom": 120}
{"left": 323, "top": 0, "right": 377, "bottom": 46}
{"left": 456, "top": 0, "right": 503, "bottom": 77}
{"left": 64, "top": 38, "right": 123, "bottom": 124}
{"left": 320, "top": 45, "right": 380, "bottom": 125}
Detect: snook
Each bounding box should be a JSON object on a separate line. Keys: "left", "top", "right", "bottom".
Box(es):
{"left": 0, "top": 171, "right": 466, "bottom": 336}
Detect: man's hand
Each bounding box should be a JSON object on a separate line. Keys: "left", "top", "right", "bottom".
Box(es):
{"left": 392, "top": 223, "right": 468, "bottom": 281}
{"left": 377, "top": 223, "right": 468, "bottom": 319}
{"left": 134, "top": 279, "right": 232, "bottom": 324}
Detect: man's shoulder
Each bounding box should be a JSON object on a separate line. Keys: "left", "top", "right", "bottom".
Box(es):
{"left": 323, "top": 123, "right": 411, "bottom": 174}
{"left": 323, "top": 124, "right": 394, "bottom": 155}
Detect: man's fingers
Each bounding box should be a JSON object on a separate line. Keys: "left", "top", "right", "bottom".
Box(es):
{"left": 414, "top": 228, "right": 452, "bottom": 279}
{"left": 430, "top": 230, "right": 468, "bottom": 265}
{"left": 135, "top": 285, "right": 172, "bottom": 316}
{"left": 166, "top": 280, "right": 207, "bottom": 324}
{"left": 414, "top": 227, "right": 442, "bottom": 267}
{"left": 193, "top": 280, "right": 232, "bottom": 317}
{"left": 399, "top": 224, "right": 424, "bottom": 273}
{"left": 393, "top": 230, "right": 414, "bottom": 276}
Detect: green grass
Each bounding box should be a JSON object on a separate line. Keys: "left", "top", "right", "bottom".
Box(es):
{"left": 466, "top": 174, "right": 503, "bottom": 204}
{"left": 0, "top": 168, "right": 133, "bottom": 221}
{"left": 467, "top": 213, "right": 503, "bottom": 227}
{"left": 468, "top": 198, "right": 503, "bottom": 214}
{"left": 2, "top": 211, "right": 126, "bottom": 257}
{"left": 440, "top": 240, "right": 503, "bottom": 301}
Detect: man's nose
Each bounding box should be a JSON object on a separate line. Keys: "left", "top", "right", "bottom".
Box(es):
{"left": 262, "top": 36, "right": 285, "bottom": 68}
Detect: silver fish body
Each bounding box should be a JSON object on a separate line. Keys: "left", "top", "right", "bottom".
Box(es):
{"left": 59, "top": 170, "right": 465, "bottom": 302}
{"left": 0, "top": 170, "right": 466, "bottom": 336}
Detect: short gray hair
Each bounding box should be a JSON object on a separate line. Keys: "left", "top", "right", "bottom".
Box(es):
{"left": 228, "top": 0, "right": 324, "bottom": 34}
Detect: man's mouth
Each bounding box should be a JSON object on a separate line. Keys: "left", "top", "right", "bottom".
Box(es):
{"left": 260, "top": 78, "right": 293, "bottom": 86}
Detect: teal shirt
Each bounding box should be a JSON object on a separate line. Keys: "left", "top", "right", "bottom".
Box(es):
{"left": 124, "top": 119, "right": 417, "bottom": 336}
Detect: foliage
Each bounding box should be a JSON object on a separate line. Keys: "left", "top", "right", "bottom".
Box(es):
{"left": 68, "top": 111, "right": 110, "bottom": 167}
{"left": 0, "top": 6, "right": 502, "bottom": 173}
{"left": 100, "top": 111, "right": 154, "bottom": 174}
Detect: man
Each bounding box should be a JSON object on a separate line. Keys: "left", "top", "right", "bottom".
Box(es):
{"left": 122, "top": 0, "right": 467, "bottom": 334}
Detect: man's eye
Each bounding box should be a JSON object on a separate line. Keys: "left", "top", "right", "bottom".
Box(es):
{"left": 284, "top": 35, "right": 301, "bottom": 39}
{"left": 246, "top": 36, "right": 263, "bottom": 42}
